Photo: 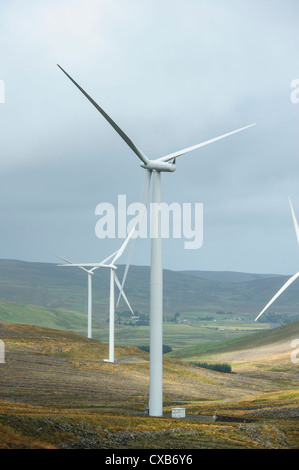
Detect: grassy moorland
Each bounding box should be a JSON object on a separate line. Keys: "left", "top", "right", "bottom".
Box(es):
{"left": 0, "top": 321, "right": 298, "bottom": 449}
{"left": 0, "top": 260, "right": 298, "bottom": 449}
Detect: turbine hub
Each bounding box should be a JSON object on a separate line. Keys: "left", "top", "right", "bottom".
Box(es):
{"left": 140, "top": 160, "right": 176, "bottom": 172}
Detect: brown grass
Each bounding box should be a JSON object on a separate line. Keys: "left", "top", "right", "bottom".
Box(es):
{"left": 0, "top": 322, "right": 298, "bottom": 449}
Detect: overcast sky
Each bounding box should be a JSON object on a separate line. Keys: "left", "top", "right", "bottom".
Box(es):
{"left": 0, "top": 0, "right": 299, "bottom": 274}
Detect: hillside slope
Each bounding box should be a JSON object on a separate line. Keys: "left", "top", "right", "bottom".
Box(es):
{"left": 0, "top": 322, "right": 298, "bottom": 449}
{"left": 0, "top": 321, "right": 274, "bottom": 408}
{"left": 0, "top": 259, "right": 298, "bottom": 321}
{"left": 171, "top": 321, "right": 299, "bottom": 377}
{"left": 0, "top": 299, "right": 88, "bottom": 333}
{"left": 180, "top": 270, "right": 281, "bottom": 283}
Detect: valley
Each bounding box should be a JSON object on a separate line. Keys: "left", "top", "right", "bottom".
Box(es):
{"left": 0, "top": 260, "right": 298, "bottom": 449}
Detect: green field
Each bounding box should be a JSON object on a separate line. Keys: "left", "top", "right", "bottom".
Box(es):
{"left": 95, "top": 318, "right": 269, "bottom": 350}
{"left": 0, "top": 297, "right": 273, "bottom": 358}
{"left": 0, "top": 299, "right": 88, "bottom": 333}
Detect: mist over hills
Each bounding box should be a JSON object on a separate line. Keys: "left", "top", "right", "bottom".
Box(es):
{"left": 0, "top": 259, "right": 298, "bottom": 323}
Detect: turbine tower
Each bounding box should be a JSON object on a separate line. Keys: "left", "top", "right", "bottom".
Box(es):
{"left": 255, "top": 197, "right": 299, "bottom": 322}
{"left": 56, "top": 255, "right": 97, "bottom": 339}
{"left": 57, "top": 64, "right": 255, "bottom": 416}
{"left": 57, "top": 227, "right": 136, "bottom": 361}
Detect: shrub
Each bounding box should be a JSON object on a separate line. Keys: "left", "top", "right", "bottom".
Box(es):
{"left": 138, "top": 344, "right": 173, "bottom": 354}
{"left": 191, "top": 362, "right": 232, "bottom": 373}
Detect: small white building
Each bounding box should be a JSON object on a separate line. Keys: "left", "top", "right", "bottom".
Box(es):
{"left": 171, "top": 408, "right": 186, "bottom": 419}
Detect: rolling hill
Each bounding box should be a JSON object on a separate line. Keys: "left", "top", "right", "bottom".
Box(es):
{"left": 180, "top": 270, "right": 282, "bottom": 283}
{"left": 169, "top": 320, "right": 299, "bottom": 362}
{"left": 0, "top": 259, "right": 298, "bottom": 324}
{"left": 0, "top": 260, "right": 298, "bottom": 449}
{"left": 0, "top": 321, "right": 298, "bottom": 449}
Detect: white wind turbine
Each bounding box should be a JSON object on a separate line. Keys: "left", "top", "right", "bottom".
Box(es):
{"left": 58, "top": 64, "right": 256, "bottom": 416}
{"left": 57, "top": 227, "right": 136, "bottom": 362}
{"left": 255, "top": 197, "right": 299, "bottom": 322}
{"left": 56, "top": 255, "right": 98, "bottom": 339}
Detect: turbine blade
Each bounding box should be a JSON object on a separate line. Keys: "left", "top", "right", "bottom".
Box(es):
{"left": 90, "top": 266, "right": 99, "bottom": 273}
{"left": 288, "top": 197, "right": 299, "bottom": 246}
{"left": 255, "top": 271, "right": 299, "bottom": 321}
{"left": 100, "top": 250, "right": 119, "bottom": 265}
{"left": 55, "top": 254, "right": 74, "bottom": 264}
{"left": 55, "top": 255, "right": 90, "bottom": 273}
{"left": 116, "top": 170, "right": 152, "bottom": 307}
{"left": 111, "top": 225, "right": 137, "bottom": 265}
{"left": 114, "top": 272, "right": 134, "bottom": 315}
{"left": 57, "top": 262, "right": 107, "bottom": 269}
{"left": 57, "top": 65, "right": 149, "bottom": 165}
{"left": 156, "top": 124, "right": 256, "bottom": 163}
{"left": 111, "top": 180, "right": 152, "bottom": 264}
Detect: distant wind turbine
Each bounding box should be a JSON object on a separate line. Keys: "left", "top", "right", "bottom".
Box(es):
{"left": 57, "top": 64, "right": 255, "bottom": 416}
{"left": 255, "top": 197, "right": 299, "bottom": 322}
{"left": 57, "top": 227, "right": 136, "bottom": 362}
{"left": 56, "top": 254, "right": 98, "bottom": 339}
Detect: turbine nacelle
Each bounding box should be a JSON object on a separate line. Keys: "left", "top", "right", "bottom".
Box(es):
{"left": 140, "top": 160, "right": 176, "bottom": 172}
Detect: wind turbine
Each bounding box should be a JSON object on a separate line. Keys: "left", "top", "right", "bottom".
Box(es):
{"left": 57, "top": 227, "right": 136, "bottom": 362}
{"left": 57, "top": 64, "right": 256, "bottom": 416}
{"left": 255, "top": 197, "right": 299, "bottom": 322}
{"left": 56, "top": 255, "right": 98, "bottom": 339}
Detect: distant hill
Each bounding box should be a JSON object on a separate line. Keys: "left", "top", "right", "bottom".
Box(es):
{"left": 0, "top": 259, "right": 298, "bottom": 322}
{"left": 0, "top": 298, "right": 88, "bottom": 333}
{"left": 180, "top": 270, "right": 282, "bottom": 283}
